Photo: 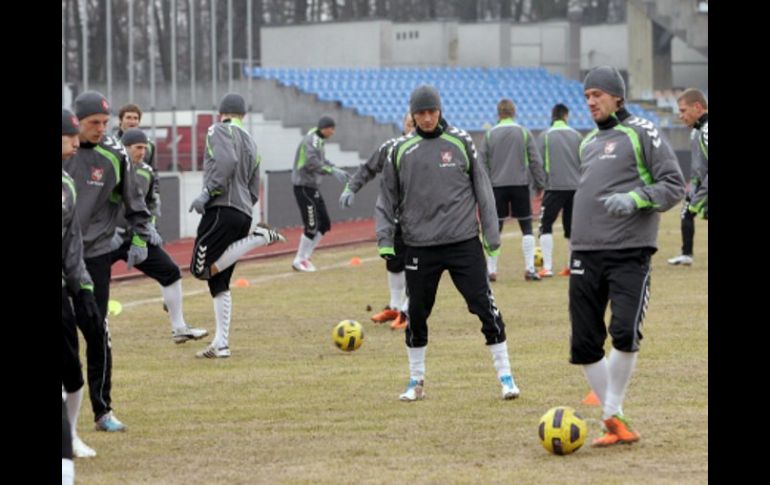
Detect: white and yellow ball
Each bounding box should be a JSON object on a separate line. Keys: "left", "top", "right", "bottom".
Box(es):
{"left": 534, "top": 246, "right": 544, "bottom": 269}
{"left": 332, "top": 320, "right": 364, "bottom": 352}
{"left": 538, "top": 406, "right": 587, "bottom": 455}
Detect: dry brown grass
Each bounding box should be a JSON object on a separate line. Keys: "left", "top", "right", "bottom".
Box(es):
{"left": 75, "top": 209, "right": 707, "bottom": 484}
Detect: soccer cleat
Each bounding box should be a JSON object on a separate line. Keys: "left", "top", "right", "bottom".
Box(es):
{"left": 172, "top": 325, "right": 209, "bottom": 344}
{"left": 95, "top": 411, "right": 126, "bottom": 432}
{"left": 72, "top": 436, "right": 97, "bottom": 458}
{"left": 538, "top": 268, "right": 554, "bottom": 278}
{"left": 500, "top": 374, "right": 520, "bottom": 400}
{"left": 524, "top": 270, "right": 542, "bottom": 281}
{"left": 371, "top": 307, "right": 399, "bottom": 323}
{"left": 196, "top": 344, "right": 231, "bottom": 359}
{"left": 591, "top": 414, "right": 640, "bottom": 447}
{"left": 252, "top": 222, "right": 287, "bottom": 245}
{"left": 292, "top": 259, "right": 317, "bottom": 272}
{"left": 390, "top": 311, "right": 408, "bottom": 330}
{"left": 667, "top": 254, "right": 693, "bottom": 266}
{"left": 557, "top": 267, "right": 571, "bottom": 276}
{"left": 399, "top": 379, "right": 425, "bottom": 401}
{"left": 488, "top": 272, "right": 498, "bottom": 282}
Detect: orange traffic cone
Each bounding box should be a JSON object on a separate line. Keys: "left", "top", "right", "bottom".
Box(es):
{"left": 233, "top": 278, "right": 250, "bottom": 288}
{"left": 582, "top": 390, "right": 601, "bottom": 406}
{"left": 350, "top": 257, "right": 362, "bottom": 266}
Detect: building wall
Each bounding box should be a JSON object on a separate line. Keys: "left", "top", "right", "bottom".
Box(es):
{"left": 390, "top": 21, "right": 458, "bottom": 66}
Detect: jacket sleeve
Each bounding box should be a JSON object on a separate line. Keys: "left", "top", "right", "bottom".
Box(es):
{"left": 467, "top": 136, "right": 500, "bottom": 252}
{"left": 136, "top": 165, "right": 161, "bottom": 224}
{"left": 526, "top": 128, "right": 546, "bottom": 190}
{"left": 375, "top": 145, "right": 399, "bottom": 255}
{"left": 478, "top": 131, "right": 491, "bottom": 175}
{"left": 249, "top": 151, "right": 261, "bottom": 205}
{"left": 119, "top": 145, "right": 153, "bottom": 243}
{"left": 63, "top": 209, "right": 94, "bottom": 295}
{"left": 348, "top": 141, "right": 389, "bottom": 193}
{"left": 206, "top": 124, "right": 239, "bottom": 196}
{"left": 303, "top": 135, "right": 332, "bottom": 176}
{"left": 537, "top": 131, "right": 549, "bottom": 184}
{"left": 631, "top": 123, "right": 686, "bottom": 213}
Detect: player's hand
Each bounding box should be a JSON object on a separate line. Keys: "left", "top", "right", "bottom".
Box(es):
{"left": 379, "top": 246, "right": 395, "bottom": 261}
{"left": 331, "top": 167, "right": 350, "bottom": 185}
{"left": 602, "top": 193, "right": 636, "bottom": 217}
{"left": 126, "top": 244, "right": 148, "bottom": 269}
{"left": 77, "top": 288, "right": 102, "bottom": 330}
{"left": 189, "top": 189, "right": 211, "bottom": 214}
{"left": 109, "top": 227, "right": 126, "bottom": 251}
{"left": 148, "top": 225, "right": 163, "bottom": 246}
{"left": 339, "top": 186, "right": 355, "bottom": 209}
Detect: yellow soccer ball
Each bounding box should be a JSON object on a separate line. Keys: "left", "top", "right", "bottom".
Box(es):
{"left": 534, "top": 246, "right": 544, "bottom": 269}
{"left": 538, "top": 406, "right": 587, "bottom": 455}
{"left": 332, "top": 320, "right": 364, "bottom": 352}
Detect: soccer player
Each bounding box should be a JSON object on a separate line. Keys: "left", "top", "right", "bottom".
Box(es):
{"left": 189, "top": 93, "right": 286, "bottom": 358}
{"left": 291, "top": 115, "right": 350, "bottom": 272}
{"left": 571, "top": 66, "right": 684, "bottom": 446}
{"left": 377, "top": 85, "right": 520, "bottom": 401}
{"left": 116, "top": 103, "right": 157, "bottom": 168}
{"left": 110, "top": 128, "right": 208, "bottom": 343}
{"left": 536, "top": 103, "right": 583, "bottom": 277}
{"left": 479, "top": 98, "right": 546, "bottom": 281}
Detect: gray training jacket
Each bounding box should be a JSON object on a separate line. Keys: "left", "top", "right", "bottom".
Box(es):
{"left": 348, "top": 137, "right": 399, "bottom": 193}
{"left": 62, "top": 135, "right": 152, "bottom": 258}
{"left": 571, "top": 110, "right": 685, "bottom": 251}
{"left": 479, "top": 118, "right": 546, "bottom": 190}
{"left": 536, "top": 120, "right": 583, "bottom": 190}
{"left": 62, "top": 169, "right": 94, "bottom": 293}
{"left": 116, "top": 161, "right": 161, "bottom": 239}
{"left": 376, "top": 124, "right": 500, "bottom": 251}
{"left": 291, "top": 128, "right": 338, "bottom": 189}
{"left": 689, "top": 120, "right": 708, "bottom": 214}
{"left": 201, "top": 118, "right": 261, "bottom": 218}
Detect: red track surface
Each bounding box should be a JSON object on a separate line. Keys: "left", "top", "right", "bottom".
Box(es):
{"left": 111, "top": 218, "right": 376, "bottom": 281}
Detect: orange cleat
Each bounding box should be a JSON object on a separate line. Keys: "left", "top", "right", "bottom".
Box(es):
{"left": 557, "top": 267, "right": 571, "bottom": 276}
{"left": 591, "top": 414, "right": 640, "bottom": 447}
{"left": 390, "top": 311, "right": 408, "bottom": 330}
{"left": 371, "top": 307, "right": 399, "bottom": 323}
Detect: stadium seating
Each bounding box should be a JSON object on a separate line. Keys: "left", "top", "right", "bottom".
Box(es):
{"left": 245, "top": 66, "right": 659, "bottom": 131}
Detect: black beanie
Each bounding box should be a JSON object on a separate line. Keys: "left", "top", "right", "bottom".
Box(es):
{"left": 74, "top": 91, "right": 111, "bottom": 120}
{"left": 219, "top": 93, "right": 246, "bottom": 114}
{"left": 121, "top": 128, "right": 148, "bottom": 147}
{"left": 317, "top": 115, "right": 336, "bottom": 129}
{"left": 409, "top": 85, "right": 442, "bottom": 114}
{"left": 583, "top": 65, "right": 626, "bottom": 99}
{"left": 62, "top": 108, "right": 80, "bottom": 135}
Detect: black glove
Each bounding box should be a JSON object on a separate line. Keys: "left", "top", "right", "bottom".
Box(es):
{"left": 77, "top": 289, "right": 102, "bottom": 329}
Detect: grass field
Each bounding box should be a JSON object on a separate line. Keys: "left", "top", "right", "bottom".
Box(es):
{"left": 75, "top": 209, "right": 707, "bottom": 484}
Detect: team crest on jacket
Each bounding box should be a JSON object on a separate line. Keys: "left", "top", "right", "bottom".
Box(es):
{"left": 440, "top": 150, "right": 456, "bottom": 167}
{"left": 91, "top": 167, "right": 104, "bottom": 182}
{"left": 600, "top": 141, "right": 617, "bottom": 160}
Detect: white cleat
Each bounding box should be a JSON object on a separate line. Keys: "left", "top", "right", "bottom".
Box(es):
{"left": 667, "top": 254, "right": 693, "bottom": 266}
{"left": 72, "top": 436, "right": 97, "bottom": 458}
{"left": 196, "top": 344, "right": 231, "bottom": 359}
{"left": 500, "top": 375, "right": 520, "bottom": 400}
{"left": 399, "top": 379, "right": 425, "bottom": 401}
{"left": 172, "top": 325, "right": 209, "bottom": 344}
{"left": 292, "top": 259, "right": 317, "bottom": 272}
{"left": 252, "top": 223, "right": 287, "bottom": 245}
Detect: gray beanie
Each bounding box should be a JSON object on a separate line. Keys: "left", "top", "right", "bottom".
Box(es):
{"left": 62, "top": 108, "right": 80, "bottom": 135}
{"left": 74, "top": 90, "right": 111, "bottom": 120}
{"left": 583, "top": 65, "right": 626, "bottom": 99}
{"left": 219, "top": 93, "right": 246, "bottom": 114}
{"left": 121, "top": 128, "right": 148, "bottom": 147}
{"left": 317, "top": 115, "right": 336, "bottom": 129}
{"left": 409, "top": 85, "right": 442, "bottom": 113}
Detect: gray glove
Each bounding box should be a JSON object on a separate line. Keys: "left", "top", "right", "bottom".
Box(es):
{"left": 189, "top": 189, "right": 211, "bottom": 214}
{"left": 148, "top": 225, "right": 163, "bottom": 246}
{"left": 109, "top": 227, "right": 126, "bottom": 251}
{"left": 330, "top": 167, "right": 349, "bottom": 185}
{"left": 126, "top": 244, "right": 148, "bottom": 269}
{"left": 339, "top": 187, "right": 355, "bottom": 209}
{"left": 603, "top": 193, "right": 637, "bottom": 217}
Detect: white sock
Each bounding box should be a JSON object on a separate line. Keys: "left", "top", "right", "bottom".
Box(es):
{"left": 160, "top": 279, "right": 186, "bottom": 331}
{"left": 62, "top": 459, "right": 75, "bottom": 485}
{"left": 488, "top": 341, "right": 513, "bottom": 380}
{"left": 213, "top": 233, "right": 270, "bottom": 273}
{"left": 212, "top": 290, "right": 232, "bottom": 349}
{"left": 406, "top": 346, "right": 426, "bottom": 381}
{"left": 388, "top": 271, "right": 406, "bottom": 309}
{"left": 65, "top": 388, "right": 84, "bottom": 440}
{"left": 566, "top": 239, "right": 572, "bottom": 269}
{"left": 295, "top": 234, "right": 314, "bottom": 263}
{"left": 310, "top": 232, "right": 323, "bottom": 253}
{"left": 487, "top": 254, "right": 498, "bottom": 274}
{"left": 540, "top": 233, "right": 554, "bottom": 271}
{"left": 582, "top": 358, "right": 609, "bottom": 407}
{"left": 401, "top": 296, "right": 409, "bottom": 313}
{"left": 522, "top": 234, "right": 536, "bottom": 272}
{"left": 604, "top": 349, "right": 638, "bottom": 419}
